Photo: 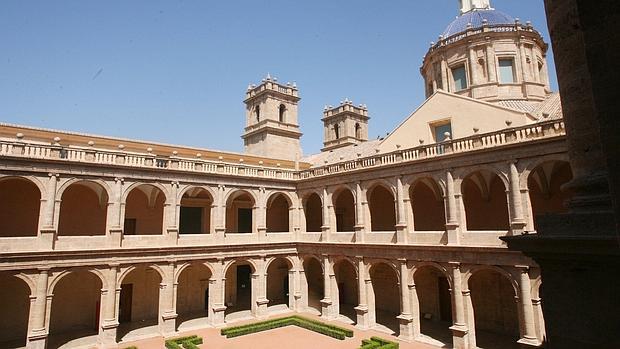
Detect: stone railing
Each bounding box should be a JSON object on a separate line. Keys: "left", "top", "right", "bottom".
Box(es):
{"left": 0, "top": 120, "right": 565, "bottom": 181}
{"left": 0, "top": 140, "right": 298, "bottom": 180}
{"left": 299, "top": 120, "right": 565, "bottom": 179}
{"left": 428, "top": 23, "right": 542, "bottom": 53}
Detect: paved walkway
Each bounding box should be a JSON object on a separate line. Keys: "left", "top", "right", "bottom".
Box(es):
{"left": 121, "top": 312, "right": 439, "bottom": 349}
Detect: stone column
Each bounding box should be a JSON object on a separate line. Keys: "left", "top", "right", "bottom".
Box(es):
{"left": 468, "top": 46, "right": 478, "bottom": 86}
{"left": 214, "top": 185, "right": 226, "bottom": 243}
{"left": 448, "top": 262, "right": 470, "bottom": 349}
{"left": 27, "top": 269, "right": 49, "bottom": 349}
{"left": 109, "top": 178, "right": 123, "bottom": 248}
{"left": 354, "top": 257, "right": 369, "bottom": 329}
{"left": 321, "top": 187, "right": 331, "bottom": 241}
{"left": 508, "top": 162, "right": 527, "bottom": 235}
{"left": 354, "top": 182, "right": 365, "bottom": 242}
{"left": 257, "top": 188, "right": 267, "bottom": 240}
{"left": 165, "top": 182, "right": 179, "bottom": 245}
{"left": 410, "top": 283, "right": 421, "bottom": 339}
{"left": 255, "top": 257, "right": 268, "bottom": 318}
{"left": 320, "top": 255, "right": 333, "bottom": 319}
{"left": 211, "top": 259, "right": 226, "bottom": 326}
{"left": 40, "top": 173, "right": 58, "bottom": 250}
{"left": 485, "top": 41, "right": 497, "bottom": 83}
{"left": 98, "top": 265, "right": 119, "bottom": 348}
{"left": 291, "top": 256, "right": 302, "bottom": 311}
{"left": 445, "top": 170, "right": 460, "bottom": 244}
{"left": 395, "top": 177, "right": 408, "bottom": 244}
{"left": 158, "top": 262, "right": 177, "bottom": 335}
{"left": 516, "top": 266, "right": 541, "bottom": 347}
{"left": 440, "top": 57, "right": 449, "bottom": 91}
{"left": 397, "top": 259, "right": 414, "bottom": 341}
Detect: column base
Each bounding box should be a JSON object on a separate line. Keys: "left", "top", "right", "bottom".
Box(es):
{"left": 517, "top": 337, "right": 542, "bottom": 348}
{"left": 396, "top": 313, "right": 415, "bottom": 342}
{"left": 320, "top": 226, "right": 330, "bottom": 242}
{"left": 445, "top": 223, "right": 460, "bottom": 245}
{"left": 27, "top": 331, "right": 48, "bottom": 349}
{"left": 166, "top": 228, "right": 179, "bottom": 246}
{"left": 108, "top": 228, "right": 122, "bottom": 248}
{"left": 449, "top": 324, "right": 470, "bottom": 349}
{"left": 395, "top": 224, "right": 408, "bottom": 244}
{"left": 98, "top": 322, "right": 119, "bottom": 348}
{"left": 212, "top": 305, "right": 227, "bottom": 327}
{"left": 354, "top": 305, "right": 369, "bottom": 329}
{"left": 510, "top": 221, "right": 527, "bottom": 236}
{"left": 256, "top": 298, "right": 269, "bottom": 318}
{"left": 320, "top": 298, "right": 332, "bottom": 319}
{"left": 39, "top": 228, "right": 56, "bottom": 250}
{"left": 257, "top": 227, "right": 267, "bottom": 241}
{"left": 160, "top": 312, "right": 177, "bottom": 336}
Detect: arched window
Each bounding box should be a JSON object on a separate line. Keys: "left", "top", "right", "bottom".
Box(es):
{"left": 279, "top": 104, "right": 286, "bottom": 123}
{"left": 255, "top": 105, "right": 260, "bottom": 122}
{"left": 334, "top": 123, "right": 340, "bottom": 139}
{"left": 355, "top": 123, "right": 361, "bottom": 139}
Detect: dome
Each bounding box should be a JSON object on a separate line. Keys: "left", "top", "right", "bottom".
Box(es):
{"left": 442, "top": 9, "right": 515, "bottom": 38}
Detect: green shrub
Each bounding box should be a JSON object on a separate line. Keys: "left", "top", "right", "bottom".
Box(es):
{"left": 358, "top": 336, "right": 399, "bottom": 349}
{"left": 165, "top": 335, "right": 203, "bottom": 349}
{"left": 123, "top": 347, "right": 138, "bottom": 349}
{"left": 220, "top": 315, "right": 352, "bottom": 340}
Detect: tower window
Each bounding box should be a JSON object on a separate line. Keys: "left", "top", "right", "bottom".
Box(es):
{"left": 355, "top": 123, "right": 361, "bottom": 139}
{"left": 432, "top": 122, "right": 452, "bottom": 143}
{"left": 499, "top": 58, "right": 516, "bottom": 83}
{"left": 334, "top": 124, "right": 340, "bottom": 139}
{"left": 451, "top": 65, "right": 468, "bottom": 91}
{"left": 279, "top": 104, "right": 286, "bottom": 123}
{"left": 255, "top": 105, "right": 260, "bottom": 122}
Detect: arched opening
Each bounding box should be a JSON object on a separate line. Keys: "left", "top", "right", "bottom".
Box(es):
{"left": 410, "top": 179, "right": 446, "bottom": 231}
{"left": 266, "top": 193, "right": 290, "bottom": 233}
{"left": 304, "top": 193, "right": 322, "bottom": 232}
{"left": 355, "top": 123, "right": 362, "bottom": 139}
{"left": 49, "top": 271, "right": 102, "bottom": 349}
{"left": 278, "top": 104, "right": 286, "bottom": 123}
{"left": 266, "top": 258, "right": 292, "bottom": 312}
{"left": 124, "top": 185, "right": 165, "bottom": 235}
{"left": 0, "top": 177, "right": 40, "bottom": 237}
{"left": 368, "top": 185, "right": 396, "bottom": 232}
{"left": 303, "top": 257, "right": 324, "bottom": 314}
{"left": 179, "top": 188, "right": 212, "bottom": 235}
{"left": 469, "top": 269, "right": 519, "bottom": 348}
{"left": 333, "top": 189, "right": 355, "bottom": 232}
{"left": 58, "top": 181, "right": 108, "bottom": 236}
{"left": 462, "top": 170, "right": 509, "bottom": 231}
{"left": 0, "top": 274, "right": 30, "bottom": 348}
{"left": 334, "top": 259, "right": 358, "bottom": 324}
{"left": 255, "top": 105, "right": 260, "bottom": 122}
{"left": 414, "top": 266, "right": 453, "bottom": 346}
{"left": 334, "top": 123, "right": 340, "bottom": 139}
{"left": 224, "top": 261, "right": 255, "bottom": 320}
{"left": 226, "top": 191, "right": 255, "bottom": 234}
{"left": 370, "top": 263, "right": 400, "bottom": 335}
{"left": 528, "top": 161, "right": 574, "bottom": 230}
{"left": 176, "top": 263, "right": 212, "bottom": 331}
{"left": 117, "top": 265, "right": 162, "bottom": 340}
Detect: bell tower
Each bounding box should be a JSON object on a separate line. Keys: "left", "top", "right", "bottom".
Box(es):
{"left": 242, "top": 74, "right": 302, "bottom": 161}
{"left": 322, "top": 99, "right": 369, "bottom": 151}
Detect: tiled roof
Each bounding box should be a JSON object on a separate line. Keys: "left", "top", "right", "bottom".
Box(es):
{"left": 498, "top": 93, "right": 563, "bottom": 120}
{"left": 442, "top": 9, "right": 515, "bottom": 38}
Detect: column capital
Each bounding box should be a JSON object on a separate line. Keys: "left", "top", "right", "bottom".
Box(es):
{"left": 48, "top": 172, "right": 59, "bottom": 178}
{"left": 114, "top": 177, "right": 124, "bottom": 183}
{"left": 448, "top": 261, "right": 461, "bottom": 269}
{"left": 515, "top": 265, "right": 531, "bottom": 272}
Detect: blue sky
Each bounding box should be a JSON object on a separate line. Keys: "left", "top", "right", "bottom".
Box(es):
{"left": 0, "top": 1, "right": 555, "bottom": 155}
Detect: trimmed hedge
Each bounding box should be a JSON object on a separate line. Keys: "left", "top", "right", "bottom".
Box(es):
{"left": 165, "top": 335, "right": 203, "bottom": 349}
{"left": 359, "top": 336, "right": 399, "bottom": 349}
{"left": 220, "top": 315, "right": 353, "bottom": 340}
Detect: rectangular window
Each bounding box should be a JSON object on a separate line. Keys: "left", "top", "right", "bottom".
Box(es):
{"left": 451, "top": 65, "right": 468, "bottom": 91}
{"left": 237, "top": 208, "right": 252, "bottom": 233}
{"left": 433, "top": 122, "right": 452, "bottom": 143}
{"left": 499, "top": 58, "right": 516, "bottom": 83}
{"left": 179, "top": 206, "right": 203, "bottom": 234}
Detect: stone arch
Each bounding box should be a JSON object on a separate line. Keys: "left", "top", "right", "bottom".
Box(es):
{"left": 0, "top": 176, "right": 42, "bottom": 237}
{"left": 177, "top": 185, "right": 217, "bottom": 204}
{"left": 222, "top": 258, "right": 258, "bottom": 277}
{"left": 224, "top": 259, "right": 257, "bottom": 316}
{"left": 412, "top": 263, "right": 453, "bottom": 343}
{"left": 463, "top": 265, "right": 519, "bottom": 295}
{"left": 0, "top": 273, "right": 32, "bottom": 347}
{"left": 302, "top": 191, "right": 323, "bottom": 232}
{"left": 266, "top": 191, "right": 293, "bottom": 233}
{"left": 225, "top": 189, "right": 257, "bottom": 233}
{"left": 461, "top": 169, "right": 510, "bottom": 231}
{"left": 333, "top": 257, "right": 359, "bottom": 323}
{"left": 179, "top": 186, "right": 214, "bottom": 235}
{"left": 302, "top": 255, "right": 324, "bottom": 313}
{"left": 519, "top": 154, "right": 570, "bottom": 185}
{"left": 0, "top": 174, "right": 47, "bottom": 197}
{"left": 122, "top": 181, "right": 169, "bottom": 203}
{"left": 58, "top": 180, "right": 110, "bottom": 236}
{"left": 116, "top": 264, "right": 163, "bottom": 337}
{"left": 266, "top": 257, "right": 293, "bottom": 308}
{"left": 366, "top": 182, "right": 397, "bottom": 232}
{"left": 49, "top": 269, "right": 104, "bottom": 347}
{"left": 123, "top": 183, "right": 167, "bottom": 235}
{"left": 49, "top": 268, "right": 108, "bottom": 294}
{"left": 457, "top": 165, "right": 510, "bottom": 190}
{"left": 369, "top": 261, "right": 401, "bottom": 335}
{"left": 117, "top": 263, "right": 166, "bottom": 285}
{"left": 409, "top": 177, "right": 446, "bottom": 231}
{"left": 332, "top": 186, "right": 356, "bottom": 232}
{"left": 175, "top": 261, "right": 214, "bottom": 330}
{"left": 467, "top": 266, "right": 520, "bottom": 346}
{"left": 527, "top": 160, "right": 573, "bottom": 229}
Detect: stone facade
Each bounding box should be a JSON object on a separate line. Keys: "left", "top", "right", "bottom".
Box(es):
{"left": 0, "top": 2, "right": 576, "bottom": 349}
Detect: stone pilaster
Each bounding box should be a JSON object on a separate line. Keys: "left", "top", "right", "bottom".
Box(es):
{"left": 27, "top": 269, "right": 50, "bottom": 349}
{"left": 354, "top": 256, "right": 370, "bottom": 329}
{"left": 448, "top": 262, "right": 470, "bottom": 349}
{"left": 397, "top": 259, "right": 414, "bottom": 341}
{"left": 445, "top": 170, "right": 460, "bottom": 244}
